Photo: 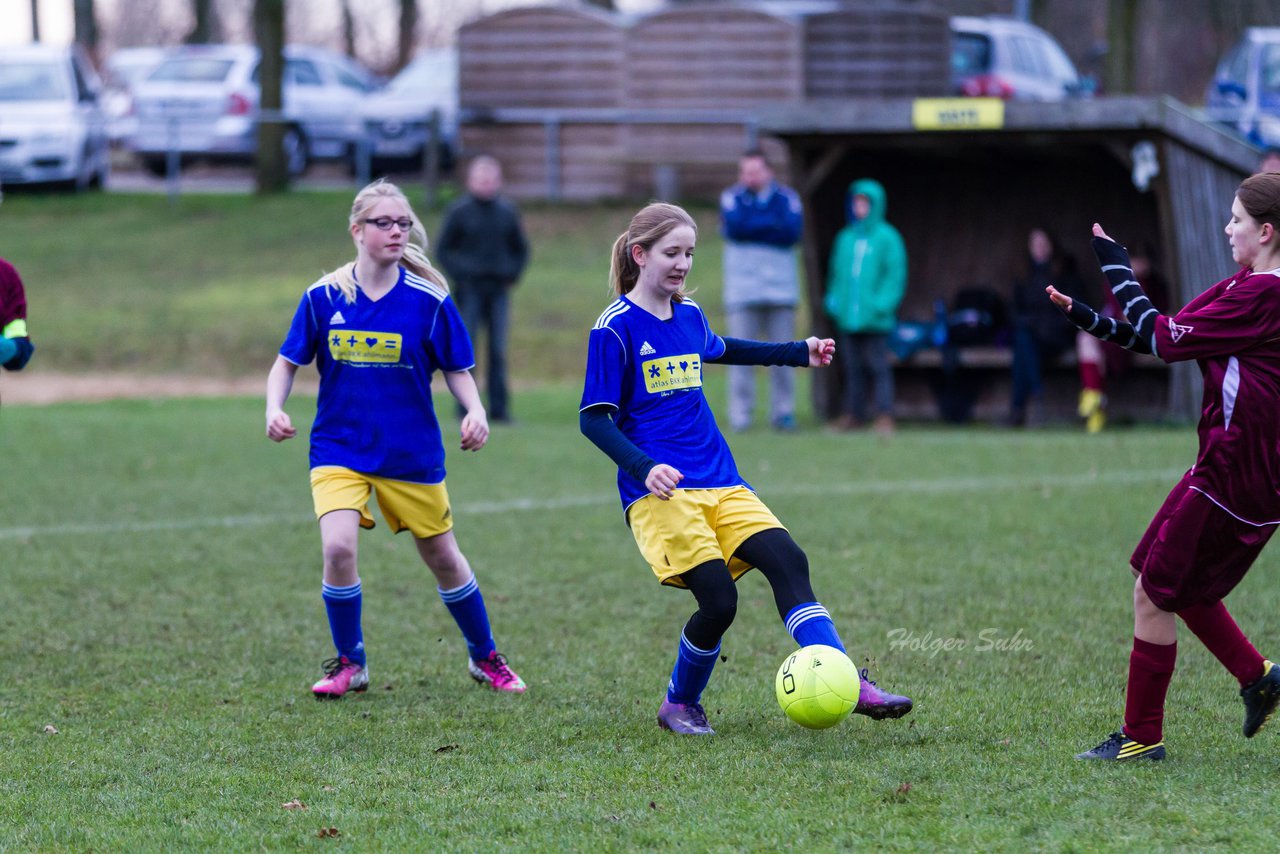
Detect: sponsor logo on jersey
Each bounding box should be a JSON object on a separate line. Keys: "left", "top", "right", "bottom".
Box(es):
{"left": 329, "top": 330, "right": 403, "bottom": 363}
{"left": 639, "top": 341, "right": 656, "bottom": 356}
{"left": 1168, "top": 319, "right": 1193, "bottom": 343}
{"left": 642, "top": 353, "right": 701, "bottom": 393}
{"left": 330, "top": 311, "right": 347, "bottom": 325}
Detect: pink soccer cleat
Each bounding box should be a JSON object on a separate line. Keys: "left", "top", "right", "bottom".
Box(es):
{"left": 468, "top": 651, "right": 527, "bottom": 693}
{"left": 853, "top": 668, "right": 913, "bottom": 720}
{"left": 311, "top": 656, "right": 369, "bottom": 699}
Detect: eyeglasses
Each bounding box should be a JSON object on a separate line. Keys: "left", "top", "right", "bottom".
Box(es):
{"left": 363, "top": 217, "right": 413, "bottom": 232}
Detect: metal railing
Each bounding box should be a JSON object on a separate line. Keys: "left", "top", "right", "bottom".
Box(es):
{"left": 143, "top": 108, "right": 448, "bottom": 207}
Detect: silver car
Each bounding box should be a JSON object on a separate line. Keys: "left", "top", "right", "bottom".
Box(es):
{"left": 358, "top": 49, "right": 458, "bottom": 175}
{"left": 0, "top": 43, "right": 110, "bottom": 190}
{"left": 950, "top": 15, "right": 1086, "bottom": 101}
{"left": 129, "top": 43, "right": 380, "bottom": 176}
{"left": 101, "top": 46, "right": 168, "bottom": 146}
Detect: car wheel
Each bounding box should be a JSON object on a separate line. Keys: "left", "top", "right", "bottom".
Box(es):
{"left": 88, "top": 152, "right": 109, "bottom": 191}
{"left": 282, "top": 126, "right": 309, "bottom": 177}
{"left": 141, "top": 155, "right": 169, "bottom": 178}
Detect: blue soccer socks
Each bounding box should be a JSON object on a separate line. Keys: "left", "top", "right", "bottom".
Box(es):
{"left": 439, "top": 577, "right": 497, "bottom": 661}
{"left": 785, "top": 602, "right": 845, "bottom": 653}
{"left": 322, "top": 581, "right": 365, "bottom": 667}
{"left": 667, "top": 631, "right": 720, "bottom": 705}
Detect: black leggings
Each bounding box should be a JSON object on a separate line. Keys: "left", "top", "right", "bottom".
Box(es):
{"left": 679, "top": 528, "right": 816, "bottom": 650}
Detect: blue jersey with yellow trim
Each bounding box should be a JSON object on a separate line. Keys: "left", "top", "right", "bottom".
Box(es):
{"left": 580, "top": 295, "right": 748, "bottom": 509}
{"left": 279, "top": 268, "right": 474, "bottom": 484}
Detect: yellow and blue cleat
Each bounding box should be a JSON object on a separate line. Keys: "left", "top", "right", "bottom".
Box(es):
{"left": 1242, "top": 659, "right": 1280, "bottom": 738}
{"left": 1075, "top": 731, "right": 1165, "bottom": 761}
{"left": 1078, "top": 389, "right": 1106, "bottom": 433}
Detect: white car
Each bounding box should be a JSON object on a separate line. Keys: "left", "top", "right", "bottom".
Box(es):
{"left": 950, "top": 15, "right": 1086, "bottom": 101}
{"left": 129, "top": 43, "right": 380, "bottom": 176}
{"left": 0, "top": 44, "right": 110, "bottom": 190}
{"left": 359, "top": 49, "right": 457, "bottom": 174}
{"left": 102, "top": 46, "right": 168, "bottom": 146}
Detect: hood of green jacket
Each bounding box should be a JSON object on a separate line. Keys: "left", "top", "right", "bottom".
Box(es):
{"left": 845, "top": 178, "right": 887, "bottom": 229}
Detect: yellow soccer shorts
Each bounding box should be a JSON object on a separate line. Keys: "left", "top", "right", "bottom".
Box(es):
{"left": 310, "top": 466, "right": 453, "bottom": 539}
{"left": 626, "top": 486, "right": 785, "bottom": 587}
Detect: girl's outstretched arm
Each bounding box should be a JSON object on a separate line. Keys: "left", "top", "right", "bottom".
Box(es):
{"left": 265, "top": 356, "right": 299, "bottom": 442}
{"left": 806, "top": 336, "right": 835, "bottom": 367}
{"left": 580, "top": 405, "right": 682, "bottom": 500}
{"left": 444, "top": 369, "right": 489, "bottom": 451}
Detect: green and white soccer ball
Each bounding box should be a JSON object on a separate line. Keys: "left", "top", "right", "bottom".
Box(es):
{"left": 775, "top": 644, "right": 860, "bottom": 729}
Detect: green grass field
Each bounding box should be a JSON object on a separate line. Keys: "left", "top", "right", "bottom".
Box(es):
{"left": 2, "top": 190, "right": 1277, "bottom": 851}
{"left": 4, "top": 385, "right": 1280, "bottom": 851}
{"left": 0, "top": 190, "right": 724, "bottom": 381}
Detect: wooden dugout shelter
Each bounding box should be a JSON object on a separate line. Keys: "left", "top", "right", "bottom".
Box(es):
{"left": 456, "top": 2, "right": 950, "bottom": 200}
{"left": 758, "top": 95, "right": 1261, "bottom": 422}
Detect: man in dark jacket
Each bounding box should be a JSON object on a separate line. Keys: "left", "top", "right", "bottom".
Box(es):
{"left": 436, "top": 156, "right": 529, "bottom": 423}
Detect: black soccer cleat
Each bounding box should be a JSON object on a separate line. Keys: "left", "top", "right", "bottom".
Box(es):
{"left": 1075, "top": 731, "right": 1165, "bottom": 762}
{"left": 1241, "top": 659, "right": 1280, "bottom": 738}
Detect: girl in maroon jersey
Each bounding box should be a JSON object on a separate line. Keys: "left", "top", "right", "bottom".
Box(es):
{"left": 1048, "top": 172, "right": 1280, "bottom": 761}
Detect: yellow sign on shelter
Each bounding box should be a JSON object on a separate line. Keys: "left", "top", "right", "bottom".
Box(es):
{"left": 912, "top": 98, "right": 1005, "bottom": 131}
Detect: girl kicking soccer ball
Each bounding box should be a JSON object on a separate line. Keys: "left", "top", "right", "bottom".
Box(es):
{"left": 266, "top": 179, "right": 525, "bottom": 698}
{"left": 1049, "top": 172, "right": 1280, "bottom": 761}
{"left": 579, "top": 202, "right": 913, "bottom": 735}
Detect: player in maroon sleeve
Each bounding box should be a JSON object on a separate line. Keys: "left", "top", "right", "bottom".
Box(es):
{"left": 0, "top": 258, "right": 35, "bottom": 378}
{"left": 1046, "top": 172, "right": 1280, "bottom": 761}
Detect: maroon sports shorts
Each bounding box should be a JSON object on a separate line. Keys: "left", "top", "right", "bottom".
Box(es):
{"left": 1131, "top": 475, "right": 1275, "bottom": 611}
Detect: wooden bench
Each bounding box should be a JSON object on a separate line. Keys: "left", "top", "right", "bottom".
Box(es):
{"left": 886, "top": 345, "right": 1169, "bottom": 423}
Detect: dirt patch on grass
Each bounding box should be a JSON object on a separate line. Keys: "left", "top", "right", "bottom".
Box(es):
{"left": 1, "top": 371, "right": 317, "bottom": 405}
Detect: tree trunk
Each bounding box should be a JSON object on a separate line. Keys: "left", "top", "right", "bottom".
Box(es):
{"left": 340, "top": 0, "right": 357, "bottom": 59}
{"left": 73, "top": 0, "right": 99, "bottom": 65}
{"left": 186, "top": 0, "right": 216, "bottom": 44}
{"left": 254, "top": 0, "right": 288, "bottom": 194}
{"left": 397, "top": 0, "right": 417, "bottom": 71}
{"left": 1105, "top": 0, "right": 1136, "bottom": 94}
{"left": 29, "top": 0, "right": 39, "bottom": 41}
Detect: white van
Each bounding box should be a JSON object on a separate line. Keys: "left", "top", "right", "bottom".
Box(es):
{"left": 1204, "top": 27, "right": 1280, "bottom": 149}
{"left": 0, "top": 44, "right": 110, "bottom": 190}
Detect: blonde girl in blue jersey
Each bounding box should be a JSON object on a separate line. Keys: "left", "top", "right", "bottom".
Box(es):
{"left": 580, "top": 202, "right": 913, "bottom": 734}
{"left": 266, "top": 179, "right": 526, "bottom": 697}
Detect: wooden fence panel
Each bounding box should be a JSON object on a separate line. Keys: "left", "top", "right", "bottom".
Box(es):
{"left": 803, "top": 7, "right": 951, "bottom": 98}
{"left": 459, "top": 7, "right": 624, "bottom": 110}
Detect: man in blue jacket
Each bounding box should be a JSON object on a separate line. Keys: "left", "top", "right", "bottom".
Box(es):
{"left": 720, "top": 149, "right": 804, "bottom": 432}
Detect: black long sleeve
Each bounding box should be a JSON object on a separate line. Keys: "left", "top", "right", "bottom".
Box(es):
{"left": 1059, "top": 298, "right": 1154, "bottom": 355}
{"left": 579, "top": 405, "right": 658, "bottom": 484}
{"left": 711, "top": 337, "right": 808, "bottom": 366}
{"left": 1091, "top": 237, "right": 1161, "bottom": 356}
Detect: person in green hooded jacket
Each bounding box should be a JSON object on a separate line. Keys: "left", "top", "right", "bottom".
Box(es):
{"left": 823, "top": 178, "right": 907, "bottom": 434}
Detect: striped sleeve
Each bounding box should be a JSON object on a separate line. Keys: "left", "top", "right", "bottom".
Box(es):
{"left": 1091, "top": 236, "right": 1161, "bottom": 357}
{"left": 1060, "top": 298, "right": 1153, "bottom": 355}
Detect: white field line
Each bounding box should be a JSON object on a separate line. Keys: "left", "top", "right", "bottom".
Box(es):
{"left": 0, "top": 467, "right": 1183, "bottom": 542}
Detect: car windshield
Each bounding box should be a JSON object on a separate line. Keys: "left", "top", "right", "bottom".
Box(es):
{"left": 148, "top": 58, "right": 235, "bottom": 84}
{"left": 951, "top": 33, "right": 991, "bottom": 76}
{"left": 388, "top": 54, "right": 455, "bottom": 96}
{"left": 110, "top": 58, "right": 161, "bottom": 88}
{"left": 0, "top": 60, "right": 69, "bottom": 101}
{"left": 1263, "top": 43, "right": 1280, "bottom": 96}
